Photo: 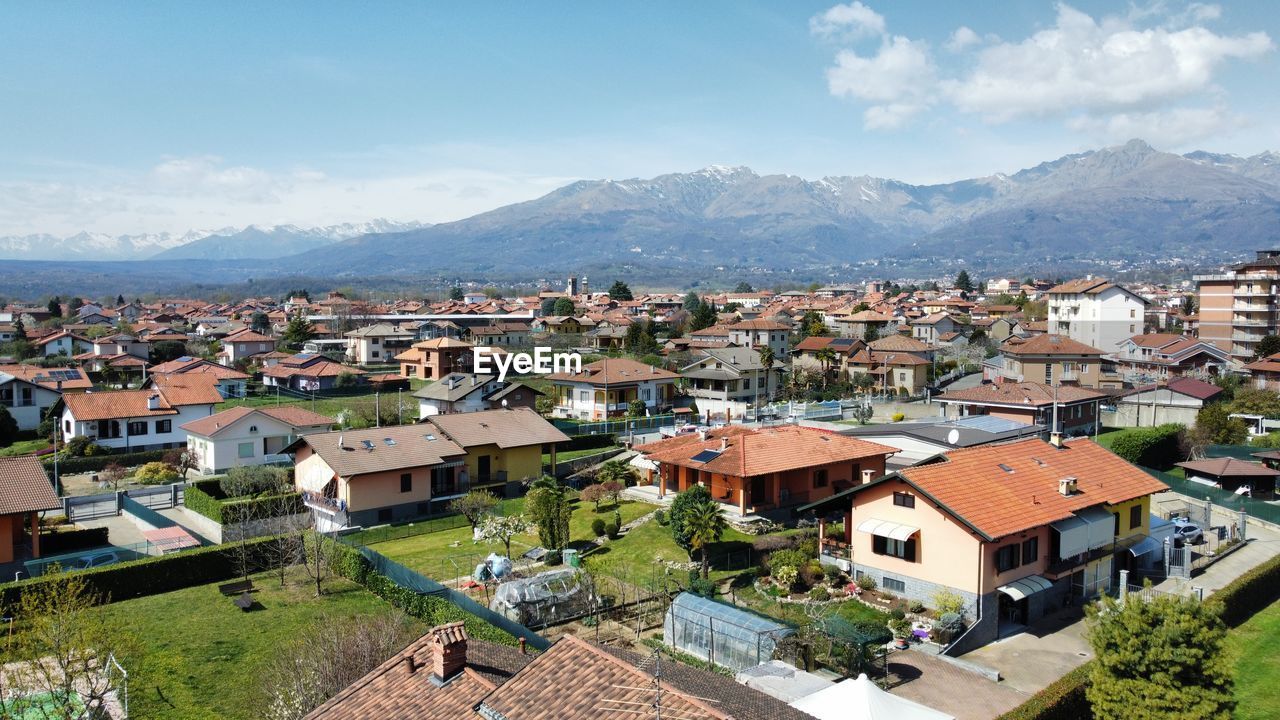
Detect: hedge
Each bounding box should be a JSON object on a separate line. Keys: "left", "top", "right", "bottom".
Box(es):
{"left": 39, "top": 527, "right": 111, "bottom": 555}
{"left": 184, "top": 482, "right": 226, "bottom": 523}
{"left": 995, "top": 662, "right": 1093, "bottom": 720}
{"left": 562, "top": 433, "right": 618, "bottom": 452}
{"left": 1106, "top": 424, "right": 1184, "bottom": 469}
{"left": 0, "top": 536, "right": 276, "bottom": 611}
{"left": 41, "top": 448, "right": 170, "bottom": 474}
{"left": 184, "top": 482, "right": 305, "bottom": 525}
{"left": 1205, "top": 551, "right": 1280, "bottom": 627}
{"left": 325, "top": 539, "right": 520, "bottom": 647}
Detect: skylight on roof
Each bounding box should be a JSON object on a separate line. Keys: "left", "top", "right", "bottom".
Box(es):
{"left": 424, "top": 433, "right": 436, "bottom": 441}
{"left": 360, "top": 439, "right": 375, "bottom": 450}
{"left": 383, "top": 438, "right": 396, "bottom": 446}
{"left": 998, "top": 463, "right": 1014, "bottom": 473}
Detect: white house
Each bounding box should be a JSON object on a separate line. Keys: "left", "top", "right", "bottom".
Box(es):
{"left": 217, "top": 328, "right": 276, "bottom": 366}
{"left": 545, "top": 357, "right": 680, "bottom": 420}
{"left": 1047, "top": 278, "right": 1147, "bottom": 357}
{"left": 0, "top": 365, "right": 91, "bottom": 431}
{"left": 147, "top": 356, "right": 250, "bottom": 399}
{"left": 411, "top": 372, "right": 541, "bottom": 418}
{"left": 344, "top": 323, "right": 416, "bottom": 366}
{"left": 678, "top": 347, "right": 783, "bottom": 420}
{"left": 32, "top": 331, "right": 87, "bottom": 358}
{"left": 724, "top": 319, "right": 790, "bottom": 359}
{"left": 60, "top": 375, "right": 222, "bottom": 452}
{"left": 181, "top": 405, "right": 334, "bottom": 475}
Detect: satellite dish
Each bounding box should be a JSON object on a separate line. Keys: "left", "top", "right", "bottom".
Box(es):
{"left": 946, "top": 429, "right": 960, "bottom": 446}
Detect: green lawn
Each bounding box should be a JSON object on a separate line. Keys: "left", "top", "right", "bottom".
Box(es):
{"left": 91, "top": 568, "right": 421, "bottom": 720}
{"left": 0, "top": 439, "right": 50, "bottom": 457}
{"left": 1094, "top": 428, "right": 1125, "bottom": 450}
{"left": 581, "top": 514, "right": 759, "bottom": 583}
{"left": 1229, "top": 600, "right": 1280, "bottom": 720}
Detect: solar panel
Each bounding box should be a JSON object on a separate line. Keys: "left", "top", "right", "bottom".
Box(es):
{"left": 690, "top": 449, "right": 722, "bottom": 463}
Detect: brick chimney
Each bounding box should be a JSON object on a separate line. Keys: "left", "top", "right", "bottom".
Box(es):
{"left": 427, "top": 622, "right": 468, "bottom": 685}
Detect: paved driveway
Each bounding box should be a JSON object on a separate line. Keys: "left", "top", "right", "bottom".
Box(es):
{"left": 958, "top": 608, "right": 1093, "bottom": 696}
{"left": 887, "top": 649, "right": 1029, "bottom": 720}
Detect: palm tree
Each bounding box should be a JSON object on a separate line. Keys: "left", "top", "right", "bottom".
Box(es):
{"left": 685, "top": 500, "right": 727, "bottom": 579}
{"left": 814, "top": 347, "right": 837, "bottom": 388}
{"left": 757, "top": 345, "right": 776, "bottom": 401}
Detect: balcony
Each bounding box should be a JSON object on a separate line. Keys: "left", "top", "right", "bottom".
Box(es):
{"left": 1233, "top": 331, "right": 1266, "bottom": 342}
{"left": 301, "top": 491, "right": 345, "bottom": 515}
{"left": 1234, "top": 288, "right": 1277, "bottom": 297}
{"left": 1233, "top": 316, "right": 1273, "bottom": 328}
{"left": 470, "top": 471, "right": 508, "bottom": 489}
{"left": 1233, "top": 301, "right": 1275, "bottom": 311}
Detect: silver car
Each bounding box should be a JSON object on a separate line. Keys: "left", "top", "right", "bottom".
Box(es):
{"left": 1172, "top": 521, "right": 1204, "bottom": 547}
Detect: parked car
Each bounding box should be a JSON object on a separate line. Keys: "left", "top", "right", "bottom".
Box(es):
{"left": 1172, "top": 520, "right": 1204, "bottom": 547}
{"left": 74, "top": 551, "right": 120, "bottom": 570}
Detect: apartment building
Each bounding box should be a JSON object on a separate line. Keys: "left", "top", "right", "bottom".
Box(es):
{"left": 1195, "top": 250, "right": 1280, "bottom": 362}
{"left": 1046, "top": 278, "right": 1146, "bottom": 355}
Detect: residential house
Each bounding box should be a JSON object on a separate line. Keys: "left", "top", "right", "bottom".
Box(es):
{"left": 396, "top": 337, "right": 477, "bottom": 381}
{"left": 0, "top": 457, "right": 61, "bottom": 564}
{"left": 1195, "top": 250, "right": 1280, "bottom": 361}
{"left": 678, "top": 347, "right": 784, "bottom": 420}
{"left": 344, "top": 323, "right": 417, "bottom": 366}
{"left": 910, "top": 313, "right": 959, "bottom": 345}
{"left": 0, "top": 365, "right": 90, "bottom": 431}
{"left": 1046, "top": 278, "right": 1147, "bottom": 356}
{"left": 31, "top": 330, "right": 88, "bottom": 358}
{"left": 844, "top": 349, "right": 930, "bottom": 395}
{"left": 987, "top": 334, "right": 1119, "bottom": 389}
{"left": 290, "top": 408, "right": 568, "bottom": 528}
{"left": 532, "top": 316, "right": 595, "bottom": 335}
{"left": 867, "top": 334, "right": 935, "bottom": 361}
{"left": 1111, "top": 333, "right": 1233, "bottom": 382}
{"left": 1175, "top": 457, "right": 1278, "bottom": 499}
{"left": 61, "top": 374, "right": 222, "bottom": 452}
{"left": 801, "top": 437, "right": 1168, "bottom": 649}
{"left": 970, "top": 316, "right": 1020, "bottom": 343}
{"left": 217, "top": 328, "right": 276, "bottom": 366}
{"left": 687, "top": 325, "right": 734, "bottom": 348}
{"left": 582, "top": 324, "right": 627, "bottom": 351}
{"left": 74, "top": 334, "right": 150, "bottom": 375}
{"left": 413, "top": 373, "right": 541, "bottom": 417}
{"left": 725, "top": 320, "right": 790, "bottom": 358}
{"left": 546, "top": 358, "right": 679, "bottom": 420}
{"left": 1111, "top": 377, "right": 1224, "bottom": 429}
{"left": 831, "top": 309, "right": 896, "bottom": 340}
{"left": 262, "top": 354, "right": 366, "bottom": 392}
{"left": 148, "top": 356, "right": 250, "bottom": 398}
{"left": 182, "top": 405, "right": 334, "bottom": 475}
{"left": 637, "top": 425, "right": 895, "bottom": 518}
{"left": 468, "top": 322, "right": 531, "bottom": 347}
{"left": 790, "top": 336, "right": 865, "bottom": 375}
{"left": 936, "top": 382, "right": 1104, "bottom": 438}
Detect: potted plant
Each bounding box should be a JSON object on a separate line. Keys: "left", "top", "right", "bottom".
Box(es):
{"left": 890, "top": 618, "right": 912, "bottom": 649}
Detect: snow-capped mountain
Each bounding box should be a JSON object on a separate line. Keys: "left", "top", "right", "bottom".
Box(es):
{"left": 0, "top": 229, "right": 221, "bottom": 261}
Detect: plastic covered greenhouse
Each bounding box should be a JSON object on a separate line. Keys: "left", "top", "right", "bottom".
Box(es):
{"left": 662, "top": 592, "right": 794, "bottom": 673}
{"left": 489, "top": 568, "right": 592, "bottom": 628}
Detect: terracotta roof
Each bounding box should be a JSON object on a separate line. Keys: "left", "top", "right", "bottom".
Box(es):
{"left": 263, "top": 358, "right": 364, "bottom": 379}
{"left": 868, "top": 335, "right": 932, "bottom": 353}
{"left": 792, "top": 336, "right": 835, "bottom": 352}
{"left": 640, "top": 425, "right": 895, "bottom": 478}
{"left": 727, "top": 319, "right": 789, "bottom": 331}
{"left": 181, "top": 405, "right": 335, "bottom": 438}
{"left": 1126, "top": 333, "right": 1192, "bottom": 349}
{"left": 477, "top": 635, "right": 730, "bottom": 720}
{"left": 938, "top": 382, "right": 1105, "bottom": 408}
{"left": 838, "top": 309, "right": 896, "bottom": 322}
{"left": 63, "top": 380, "right": 220, "bottom": 422}
{"left": 1242, "top": 353, "right": 1280, "bottom": 373}
{"left": 1176, "top": 458, "right": 1280, "bottom": 478}
{"left": 144, "top": 373, "right": 227, "bottom": 405}
{"left": 0, "top": 364, "right": 92, "bottom": 391}
{"left": 149, "top": 357, "right": 250, "bottom": 381}
{"left": 0, "top": 456, "right": 61, "bottom": 516}
{"left": 426, "top": 407, "right": 570, "bottom": 449}
{"left": 546, "top": 357, "right": 679, "bottom": 385}
{"left": 893, "top": 438, "right": 1168, "bottom": 540}
{"left": 1001, "top": 334, "right": 1103, "bottom": 356}
{"left": 1122, "top": 377, "right": 1223, "bottom": 402}
{"left": 223, "top": 328, "right": 275, "bottom": 343}
{"left": 911, "top": 312, "right": 954, "bottom": 325}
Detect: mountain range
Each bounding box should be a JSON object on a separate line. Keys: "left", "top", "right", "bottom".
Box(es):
{"left": 4, "top": 140, "right": 1280, "bottom": 285}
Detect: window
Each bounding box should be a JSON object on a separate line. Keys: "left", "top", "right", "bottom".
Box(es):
{"left": 1113, "top": 512, "right": 1121, "bottom": 536}
{"left": 1129, "top": 505, "right": 1143, "bottom": 530}
{"left": 127, "top": 421, "right": 148, "bottom": 436}
{"left": 156, "top": 419, "right": 171, "bottom": 433}
{"left": 400, "top": 473, "right": 412, "bottom": 493}
{"left": 1021, "top": 537, "right": 1039, "bottom": 565}
{"left": 1044, "top": 364, "right": 1052, "bottom": 383}
{"left": 882, "top": 577, "right": 906, "bottom": 593}
{"left": 871, "top": 535, "right": 916, "bottom": 561}
{"left": 893, "top": 492, "right": 915, "bottom": 508}
{"left": 237, "top": 442, "right": 254, "bottom": 459}
{"left": 995, "top": 543, "right": 1021, "bottom": 573}
{"left": 813, "top": 469, "right": 828, "bottom": 488}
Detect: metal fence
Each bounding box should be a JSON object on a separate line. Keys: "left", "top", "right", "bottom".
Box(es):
{"left": 553, "top": 414, "right": 678, "bottom": 436}
{"left": 1141, "top": 467, "right": 1280, "bottom": 525}
{"left": 120, "top": 495, "right": 176, "bottom": 529}
{"left": 65, "top": 493, "right": 118, "bottom": 522}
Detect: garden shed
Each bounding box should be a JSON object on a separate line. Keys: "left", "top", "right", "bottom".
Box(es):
{"left": 662, "top": 592, "right": 794, "bottom": 673}
{"left": 489, "top": 567, "right": 592, "bottom": 628}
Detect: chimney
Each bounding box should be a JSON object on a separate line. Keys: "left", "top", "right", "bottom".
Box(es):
{"left": 147, "top": 394, "right": 160, "bottom": 411}
{"left": 1058, "top": 476, "right": 1077, "bottom": 497}
{"left": 861, "top": 469, "right": 875, "bottom": 484}
{"left": 428, "top": 622, "right": 468, "bottom": 684}
{"left": 338, "top": 434, "right": 344, "bottom": 449}
{"left": 698, "top": 429, "right": 707, "bottom": 441}
{"left": 720, "top": 436, "right": 728, "bottom": 452}
{"left": 1049, "top": 431, "right": 1063, "bottom": 448}
{"left": 518, "top": 637, "right": 528, "bottom": 655}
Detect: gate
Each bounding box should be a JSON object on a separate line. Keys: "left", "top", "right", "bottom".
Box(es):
{"left": 125, "top": 485, "right": 176, "bottom": 510}
{"left": 65, "top": 493, "right": 118, "bottom": 522}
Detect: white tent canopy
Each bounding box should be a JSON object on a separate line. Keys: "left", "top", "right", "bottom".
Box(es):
{"left": 789, "top": 673, "right": 954, "bottom": 720}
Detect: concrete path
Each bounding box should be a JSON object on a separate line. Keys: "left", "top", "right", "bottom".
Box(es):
{"left": 959, "top": 608, "right": 1093, "bottom": 696}
{"left": 888, "top": 648, "right": 1029, "bottom": 720}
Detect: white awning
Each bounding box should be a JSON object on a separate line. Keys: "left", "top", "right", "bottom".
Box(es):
{"left": 857, "top": 518, "right": 919, "bottom": 542}
{"left": 629, "top": 454, "right": 658, "bottom": 472}
{"left": 996, "top": 575, "right": 1054, "bottom": 602}
{"left": 297, "top": 468, "right": 335, "bottom": 493}
{"left": 1077, "top": 506, "right": 1115, "bottom": 551}
{"left": 1188, "top": 476, "right": 1218, "bottom": 488}
{"left": 1127, "top": 535, "right": 1163, "bottom": 558}
{"left": 1051, "top": 515, "right": 1089, "bottom": 559}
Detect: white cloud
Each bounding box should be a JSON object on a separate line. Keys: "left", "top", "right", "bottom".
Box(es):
{"left": 1065, "top": 104, "right": 1245, "bottom": 148}
{"left": 826, "top": 36, "right": 936, "bottom": 128}
{"left": 809, "top": 2, "right": 886, "bottom": 39}
{"left": 945, "top": 26, "right": 982, "bottom": 52}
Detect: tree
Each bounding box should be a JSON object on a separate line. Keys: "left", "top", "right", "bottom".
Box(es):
{"left": 284, "top": 289, "right": 311, "bottom": 302}
{"left": 478, "top": 514, "right": 532, "bottom": 560}
{"left": 814, "top": 347, "right": 837, "bottom": 387}
{"left": 1188, "top": 403, "right": 1248, "bottom": 452}
{"left": 596, "top": 459, "right": 636, "bottom": 490}
{"left": 955, "top": 270, "right": 975, "bottom": 293}
{"left": 1254, "top": 334, "right": 1280, "bottom": 360}
{"left": 690, "top": 300, "right": 717, "bottom": 332}
{"left": 757, "top": 345, "right": 776, "bottom": 396}
{"left": 46, "top": 296, "right": 62, "bottom": 317}
{"left": 100, "top": 462, "right": 127, "bottom": 492}
{"left": 448, "top": 490, "right": 499, "bottom": 532}
{"left": 262, "top": 612, "right": 416, "bottom": 720}
{"left": 669, "top": 484, "right": 720, "bottom": 559}
{"left": 1227, "top": 388, "right": 1280, "bottom": 418}
{"left": 580, "top": 484, "right": 607, "bottom": 512}
{"left": 682, "top": 291, "right": 701, "bottom": 310}
{"left": 150, "top": 340, "right": 187, "bottom": 364}
{"left": 801, "top": 310, "right": 828, "bottom": 338}
{"left": 13, "top": 316, "right": 26, "bottom": 340}
{"left": 114, "top": 294, "right": 125, "bottom": 306}
{"left": 301, "top": 530, "right": 338, "bottom": 597}
{"left": 539, "top": 297, "right": 557, "bottom": 315}
{"left": 608, "top": 280, "right": 633, "bottom": 301}
{"left": 281, "top": 312, "right": 315, "bottom": 350}
{"left": 0, "top": 572, "right": 131, "bottom": 719}
{"left": 163, "top": 447, "right": 200, "bottom": 479}
{"left": 68, "top": 297, "right": 84, "bottom": 315}
{"left": 525, "top": 475, "right": 572, "bottom": 551}
{"left": 733, "top": 281, "right": 754, "bottom": 293}
{"left": 250, "top": 311, "right": 271, "bottom": 334}
{"left": 1086, "top": 592, "right": 1233, "bottom": 720}
{"left": 1181, "top": 294, "right": 1197, "bottom": 316}
{"left": 0, "top": 405, "right": 17, "bottom": 448}
{"left": 684, "top": 496, "right": 726, "bottom": 579}
{"left": 551, "top": 297, "right": 576, "bottom": 316}
{"left": 449, "top": 286, "right": 464, "bottom": 301}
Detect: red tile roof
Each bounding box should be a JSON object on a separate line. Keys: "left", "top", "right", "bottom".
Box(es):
{"left": 0, "top": 364, "right": 92, "bottom": 391}
{"left": 1176, "top": 458, "right": 1280, "bottom": 478}
{"left": 546, "top": 357, "right": 679, "bottom": 385}
{"left": 1002, "top": 334, "right": 1103, "bottom": 356}
{"left": 63, "top": 378, "right": 221, "bottom": 421}
{"left": 639, "top": 425, "right": 895, "bottom": 478}
{"left": 181, "top": 405, "right": 335, "bottom": 437}
{"left": 0, "top": 456, "right": 61, "bottom": 516}
{"left": 939, "top": 381, "right": 1105, "bottom": 408}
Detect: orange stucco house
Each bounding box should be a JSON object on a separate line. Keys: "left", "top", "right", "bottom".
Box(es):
{"left": 637, "top": 426, "right": 896, "bottom": 517}
{"left": 0, "top": 456, "right": 62, "bottom": 565}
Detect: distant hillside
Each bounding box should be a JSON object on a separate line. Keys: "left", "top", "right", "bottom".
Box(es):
{"left": 150, "top": 219, "right": 429, "bottom": 260}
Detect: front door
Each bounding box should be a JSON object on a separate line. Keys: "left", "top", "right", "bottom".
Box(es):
{"left": 750, "top": 475, "right": 766, "bottom": 506}
{"left": 477, "top": 455, "right": 491, "bottom": 483}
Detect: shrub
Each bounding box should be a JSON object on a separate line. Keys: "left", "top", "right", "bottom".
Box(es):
{"left": 823, "top": 564, "right": 844, "bottom": 584}
{"left": 908, "top": 601, "right": 926, "bottom": 614}
{"left": 689, "top": 576, "right": 716, "bottom": 598}
{"left": 184, "top": 482, "right": 225, "bottom": 523}
{"left": 936, "top": 612, "right": 963, "bottom": 631}
{"left": 768, "top": 548, "right": 809, "bottom": 574}
{"left": 40, "top": 527, "right": 110, "bottom": 555}
{"left": 995, "top": 663, "right": 1093, "bottom": 720}
{"left": 220, "top": 465, "right": 290, "bottom": 498}
{"left": 544, "top": 550, "right": 562, "bottom": 566}
{"left": 43, "top": 448, "right": 170, "bottom": 475}
{"left": 798, "top": 562, "right": 824, "bottom": 589}
{"left": 932, "top": 588, "right": 966, "bottom": 616}
{"left": 855, "top": 574, "right": 877, "bottom": 592}
{"left": 604, "top": 522, "right": 620, "bottom": 540}
{"left": 591, "top": 518, "right": 606, "bottom": 537}
{"left": 890, "top": 608, "right": 906, "bottom": 621}
{"left": 889, "top": 617, "right": 912, "bottom": 638}
{"left": 808, "top": 586, "right": 831, "bottom": 602}
{"left": 134, "top": 461, "right": 179, "bottom": 484}
{"left": 773, "top": 565, "right": 798, "bottom": 589}
{"left": 752, "top": 534, "right": 792, "bottom": 553}
{"left": 891, "top": 412, "right": 905, "bottom": 422}
{"left": 654, "top": 510, "right": 667, "bottom": 526}
{"left": 1106, "top": 424, "right": 1184, "bottom": 469}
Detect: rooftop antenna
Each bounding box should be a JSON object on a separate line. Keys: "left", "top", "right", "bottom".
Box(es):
{"left": 599, "top": 646, "right": 719, "bottom": 719}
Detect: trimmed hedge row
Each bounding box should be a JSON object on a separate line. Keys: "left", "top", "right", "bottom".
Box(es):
{"left": 327, "top": 540, "right": 520, "bottom": 648}
{"left": 0, "top": 536, "right": 276, "bottom": 611}
{"left": 184, "top": 482, "right": 226, "bottom": 523}
{"left": 995, "top": 663, "right": 1093, "bottom": 720}
{"left": 1106, "top": 424, "right": 1184, "bottom": 469}
{"left": 41, "top": 448, "right": 170, "bottom": 474}
{"left": 184, "top": 479, "right": 305, "bottom": 525}
{"left": 1206, "top": 551, "right": 1280, "bottom": 628}
{"left": 40, "top": 527, "right": 111, "bottom": 555}
{"left": 562, "top": 433, "right": 618, "bottom": 452}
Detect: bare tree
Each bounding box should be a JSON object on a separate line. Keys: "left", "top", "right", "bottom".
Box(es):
{"left": 300, "top": 528, "right": 338, "bottom": 597}
{"left": 261, "top": 612, "right": 418, "bottom": 720}
{"left": 99, "top": 463, "right": 126, "bottom": 492}
{"left": 448, "top": 490, "right": 499, "bottom": 533}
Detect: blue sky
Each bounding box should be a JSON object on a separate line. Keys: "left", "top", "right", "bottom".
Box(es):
{"left": 1, "top": 1, "right": 1277, "bottom": 236}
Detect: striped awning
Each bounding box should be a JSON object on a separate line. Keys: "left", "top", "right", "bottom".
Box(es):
{"left": 996, "top": 575, "right": 1054, "bottom": 601}
{"left": 856, "top": 518, "right": 919, "bottom": 542}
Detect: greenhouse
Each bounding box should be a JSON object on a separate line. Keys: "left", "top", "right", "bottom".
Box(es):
{"left": 662, "top": 592, "right": 794, "bottom": 673}
{"left": 489, "top": 567, "right": 592, "bottom": 628}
